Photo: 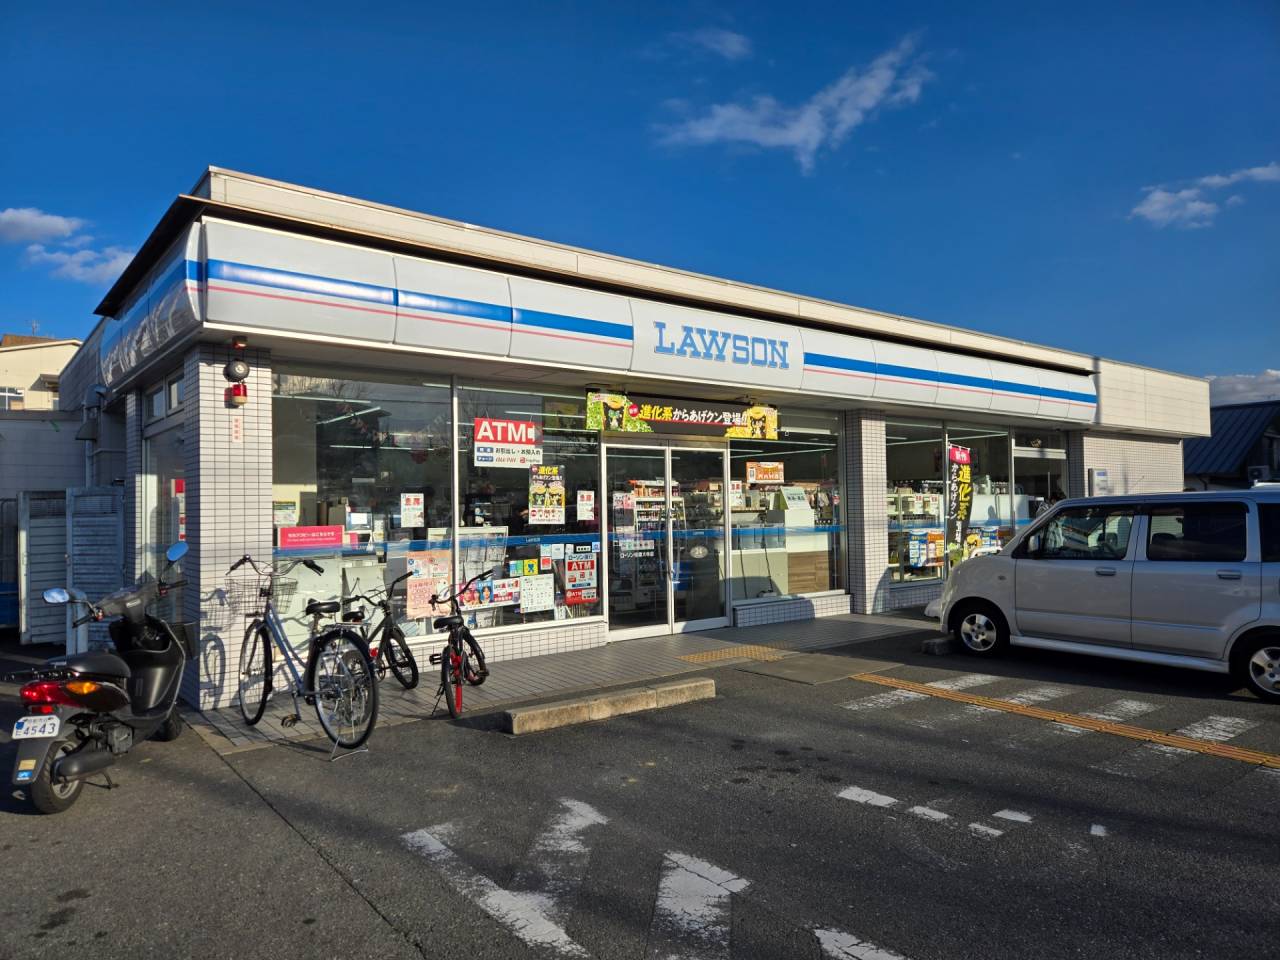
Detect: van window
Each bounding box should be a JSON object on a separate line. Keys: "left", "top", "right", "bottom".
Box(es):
{"left": 1261, "top": 504, "right": 1280, "bottom": 563}
{"left": 1025, "top": 507, "right": 1135, "bottom": 561}
{"left": 1147, "top": 502, "right": 1247, "bottom": 563}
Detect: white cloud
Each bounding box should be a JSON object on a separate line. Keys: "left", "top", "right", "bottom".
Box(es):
{"left": 0, "top": 207, "right": 86, "bottom": 244}
{"left": 677, "top": 28, "right": 752, "bottom": 61}
{"left": 1130, "top": 161, "right": 1278, "bottom": 229}
{"left": 1130, "top": 188, "right": 1219, "bottom": 229}
{"left": 1207, "top": 370, "right": 1280, "bottom": 405}
{"left": 25, "top": 244, "right": 134, "bottom": 284}
{"left": 658, "top": 35, "right": 932, "bottom": 173}
{"left": 1196, "top": 161, "right": 1280, "bottom": 189}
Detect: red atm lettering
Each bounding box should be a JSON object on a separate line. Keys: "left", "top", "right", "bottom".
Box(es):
{"left": 474, "top": 418, "right": 539, "bottom": 445}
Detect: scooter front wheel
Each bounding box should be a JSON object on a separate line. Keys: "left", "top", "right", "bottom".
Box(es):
{"left": 29, "top": 737, "right": 84, "bottom": 815}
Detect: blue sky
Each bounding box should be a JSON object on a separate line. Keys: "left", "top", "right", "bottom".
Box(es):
{"left": 2, "top": 1, "right": 1277, "bottom": 398}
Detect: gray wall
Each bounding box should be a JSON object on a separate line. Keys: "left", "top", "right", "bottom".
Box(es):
{"left": 0, "top": 414, "right": 82, "bottom": 500}
{"left": 1068, "top": 432, "right": 1185, "bottom": 497}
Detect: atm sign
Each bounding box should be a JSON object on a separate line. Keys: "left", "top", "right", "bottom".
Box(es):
{"left": 475, "top": 418, "right": 539, "bottom": 445}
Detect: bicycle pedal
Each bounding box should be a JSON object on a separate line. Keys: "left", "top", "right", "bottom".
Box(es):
{"left": 428, "top": 653, "right": 443, "bottom": 665}
{"left": 280, "top": 714, "right": 300, "bottom": 727}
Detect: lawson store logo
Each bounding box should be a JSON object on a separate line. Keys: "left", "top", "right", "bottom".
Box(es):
{"left": 652, "top": 319, "right": 791, "bottom": 370}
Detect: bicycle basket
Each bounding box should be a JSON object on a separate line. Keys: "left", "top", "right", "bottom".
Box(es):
{"left": 223, "top": 573, "right": 299, "bottom": 617}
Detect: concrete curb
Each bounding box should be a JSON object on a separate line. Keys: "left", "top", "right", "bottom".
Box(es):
{"left": 503, "top": 677, "right": 716, "bottom": 735}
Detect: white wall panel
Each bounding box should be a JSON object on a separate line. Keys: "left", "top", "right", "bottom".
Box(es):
{"left": 934, "top": 353, "right": 993, "bottom": 411}
{"left": 798, "top": 328, "right": 877, "bottom": 400}
{"left": 204, "top": 220, "right": 397, "bottom": 342}
{"left": 508, "top": 276, "right": 633, "bottom": 370}
{"left": 393, "top": 256, "right": 512, "bottom": 356}
{"left": 988, "top": 359, "right": 1042, "bottom": 417}
{"left": 872, "top": 341, "right": 938, "bottom": 406}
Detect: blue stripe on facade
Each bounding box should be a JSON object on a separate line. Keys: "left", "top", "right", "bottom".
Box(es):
{"left": 513, "top": 307, "right": 633, "bottom": 342}
{"left": 207, "top": 259, "right": 397, "bottom": 306}
{"left": 805, "top": 352, "right": 1096, "bottom": 405}
{"left": 399, "top": 289, "right": 513, "bottom": 324}
{"left": 186, "top": 260, "right": 205, "bottom": 282}
{"left": 803, "top": 351, "right": 876, "bottom": 374}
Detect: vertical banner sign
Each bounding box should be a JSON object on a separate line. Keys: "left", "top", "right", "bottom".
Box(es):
{"left": 946, "top": 445, "right": 973, "bottom": 559}
{"left": 528, "top": 465, "right": 566, "bottom": 524}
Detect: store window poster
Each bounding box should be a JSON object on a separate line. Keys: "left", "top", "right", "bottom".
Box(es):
{"left": 405, "top": 549, "right": 451, "bottom": 619}
{"left": 528, "top": 464, "right": 566, "bottom": 524}
{"left": 400, "top": 492, "right": 425, "bottom": 528}
{"left": 576, "top": 489, "right": 595, "bottom": 520}
{"left": 565, "top": 557, "right": 597, "bottom": 589}
{"left": 519, "top": 574, "right": 555, "bottom": 612}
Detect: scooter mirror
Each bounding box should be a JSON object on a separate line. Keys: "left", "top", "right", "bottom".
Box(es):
{"left": 165, "top": 542, "right": 189, "bottom": 564}
{"left": 43, "top": 588, "right": 70, "bottom": 605}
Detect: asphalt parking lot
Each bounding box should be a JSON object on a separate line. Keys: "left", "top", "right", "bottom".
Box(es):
{"left": 2, "top": 629, "right": 1277, "bottom": 959}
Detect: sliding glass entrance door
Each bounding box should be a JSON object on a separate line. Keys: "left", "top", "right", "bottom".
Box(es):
{"left": 604, "top": 442, "right": 728, "bottom": 637}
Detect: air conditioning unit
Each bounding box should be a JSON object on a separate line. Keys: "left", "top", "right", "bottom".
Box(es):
{"left": 1247, "top": 465, "right": 1274, "bottom": 484}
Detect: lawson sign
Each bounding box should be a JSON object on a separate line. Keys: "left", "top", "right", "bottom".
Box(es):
{"left": 629, "top": 300, "right": 804, "bottom": 391}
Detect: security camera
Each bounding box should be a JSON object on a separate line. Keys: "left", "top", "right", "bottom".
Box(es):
{"left": 224, "top": 359, "right": 250, "bottom": 382}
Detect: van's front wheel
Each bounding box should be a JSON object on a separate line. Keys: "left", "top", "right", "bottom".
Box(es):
{"left": 952, "top": 603, "right": 1009, "bottom": 657}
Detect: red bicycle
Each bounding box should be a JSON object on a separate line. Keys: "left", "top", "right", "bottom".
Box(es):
{"left": 428, "top": 569, "right": 491, "bottom": 718}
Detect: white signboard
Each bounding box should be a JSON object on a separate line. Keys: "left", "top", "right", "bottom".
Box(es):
{"left": 519, "top": 574, "right": 555, "bottom": 613}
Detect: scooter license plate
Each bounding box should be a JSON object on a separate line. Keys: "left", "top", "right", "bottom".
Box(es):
{"left": 12, "top": 716, "right": 60, "bottom": 739}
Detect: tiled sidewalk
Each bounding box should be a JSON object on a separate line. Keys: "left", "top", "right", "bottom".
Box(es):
{"left": 183, "top": 614, "right": 933, "bottom": 756}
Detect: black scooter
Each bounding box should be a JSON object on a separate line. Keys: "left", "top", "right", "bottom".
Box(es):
{"left": 8, "top": 541, "right": 196, "bottom": 813}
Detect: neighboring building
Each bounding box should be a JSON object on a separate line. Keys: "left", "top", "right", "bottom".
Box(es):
{"left": 1184, "top": 400, "right": 1280, "bottom": 489}
{"left": 59, "top": 167, "right": 1211, "bottom": 709}
{"left": 0, "top": 335, "right": 81, "bottom": 411}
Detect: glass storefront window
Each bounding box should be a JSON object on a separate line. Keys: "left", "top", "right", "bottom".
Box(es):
{"left": 272, "top": 367, "right": 454, "bottom": 639}
{"left": 730, "top": 414, "right": 842, "bottom": 600}
{"left": 457, "top": 385, "right": 602, "bottom": 626}
{"left": 946, "top": 425, "right": 1011, "bottom": 563}
{"left": 1013, "top": 430, "right": 1068, "bottom": 528}
{"left": 886, "top": 420, "right": 945, "bottom": 582}
{"left": 142, "top": 425, "right": 185, "bottom": 620}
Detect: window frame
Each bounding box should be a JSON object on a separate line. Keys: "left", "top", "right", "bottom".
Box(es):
{"left": 1143, "top": 500, "right": 1249, "bottom": 564}
{"left": 1013, "top": 504, "right": 1140, "bottom": 562}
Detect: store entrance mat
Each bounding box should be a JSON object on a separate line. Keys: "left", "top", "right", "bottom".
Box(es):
{"left": 736, "top": 653, "right": 900, "bottom": 685}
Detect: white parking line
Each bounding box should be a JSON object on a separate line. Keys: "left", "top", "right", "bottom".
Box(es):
{"left": 816, "top": 927, "right": 912, "bottom": 959}
{"left": 1048, "top": 698, "right": 1158, "bottom": 737}
{"left": 959, "top": 684, "right": 1073, "bottom": 720}
{"left": 993, "top": 809, "right": 1033, "bottom": 824}
{"left": 838, "top": 786, "right": 900, "bottom": 808}
{"left": 842, "top": 673, "right": 999, "bottom": 713}
{"left": 648, "top": 853, "right": 748, "bottom": 959}
{"left": 1098, "top": 715, "right": 1261, "bottom": 777}
{"left": 907, "top": 805, "right": 950, "bottom": 822}
{"left": 968, "top": 823, "right": 1004, "bottom": 839}
{"left": 1090, "top": 824, "right": 1109, "bottom": 837}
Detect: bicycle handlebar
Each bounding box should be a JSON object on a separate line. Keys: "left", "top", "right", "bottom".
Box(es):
{"left": 226, "top": 553, "right": 324, "bottom": 577}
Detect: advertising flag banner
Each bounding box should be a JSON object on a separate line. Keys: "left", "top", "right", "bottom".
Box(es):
{"left": 946, "top": 445, "right": 974, "bottom": 560}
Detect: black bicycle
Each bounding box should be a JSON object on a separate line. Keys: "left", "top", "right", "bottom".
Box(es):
{"left": 345, "top": 570, "right": 420, "bottom": 690}
{"left": 428, "top": 568, "right": 492, "bottom": 719}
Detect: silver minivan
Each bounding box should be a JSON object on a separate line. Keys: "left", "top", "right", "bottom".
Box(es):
{"left": 938, "top": 488, "right": 1280, "bottom": 703}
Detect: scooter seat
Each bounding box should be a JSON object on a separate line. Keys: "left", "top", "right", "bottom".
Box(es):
{"left": 62, "top": 651, "right": 130, "bottom": 680}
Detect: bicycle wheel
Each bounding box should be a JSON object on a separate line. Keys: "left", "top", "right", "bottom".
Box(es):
{"left": 384, "top": 625, "right": 419, "bottom": 690}
{"left": 463, "top": 632, "right": 488, "bottom": 686}
{"left": 237, "top": 620, "right": 272, "bottom": 725}
{"left": 440, "top": 644, "right": 464, "bottom": 719}
{"left": 311, "top": 629, "right": 379, "bottom": 749}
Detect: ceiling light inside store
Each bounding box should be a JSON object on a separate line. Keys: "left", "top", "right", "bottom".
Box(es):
{"left": 317, "top": 407, "right": 384, "bottom": 425}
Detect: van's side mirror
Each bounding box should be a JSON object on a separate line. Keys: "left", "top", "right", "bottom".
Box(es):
{"left": 165, "top": 542, "right": 189, "bottom": 565}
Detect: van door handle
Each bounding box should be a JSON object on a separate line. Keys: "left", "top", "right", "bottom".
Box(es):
{"left": 1216, "top": 570, "right": 1242, "bottom": 580}
{"left": 1094, "top": 567, "right": 1117, "bottom": 577}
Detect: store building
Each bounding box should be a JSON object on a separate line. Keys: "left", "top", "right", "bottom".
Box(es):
{"left": 57, "top": 168, "right": 1210, "bottom": 709}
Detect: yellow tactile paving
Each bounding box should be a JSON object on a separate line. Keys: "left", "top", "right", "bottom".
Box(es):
{"left": 849, "top": 673, "right": 1280, "bottom": 770}
{"left": 679, "top": 645, "right": 788, "bottom": 664}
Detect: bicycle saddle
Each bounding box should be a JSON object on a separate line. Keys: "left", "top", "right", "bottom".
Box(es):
{"left": 433, "top": 615, "right": 463, "bottom": 630}
{"left": 305, "top": 599, "right": 341, "bottom": 617}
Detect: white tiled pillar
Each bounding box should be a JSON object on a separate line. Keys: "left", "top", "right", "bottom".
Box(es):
{"left": 183, "top": 344, "right": 273, "bottom": 709}
{"left": 843, "top": 409, "right": 889, "bottom": 614}
{"left": 123, "top": 390, "right": 144, "bottom": 584}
